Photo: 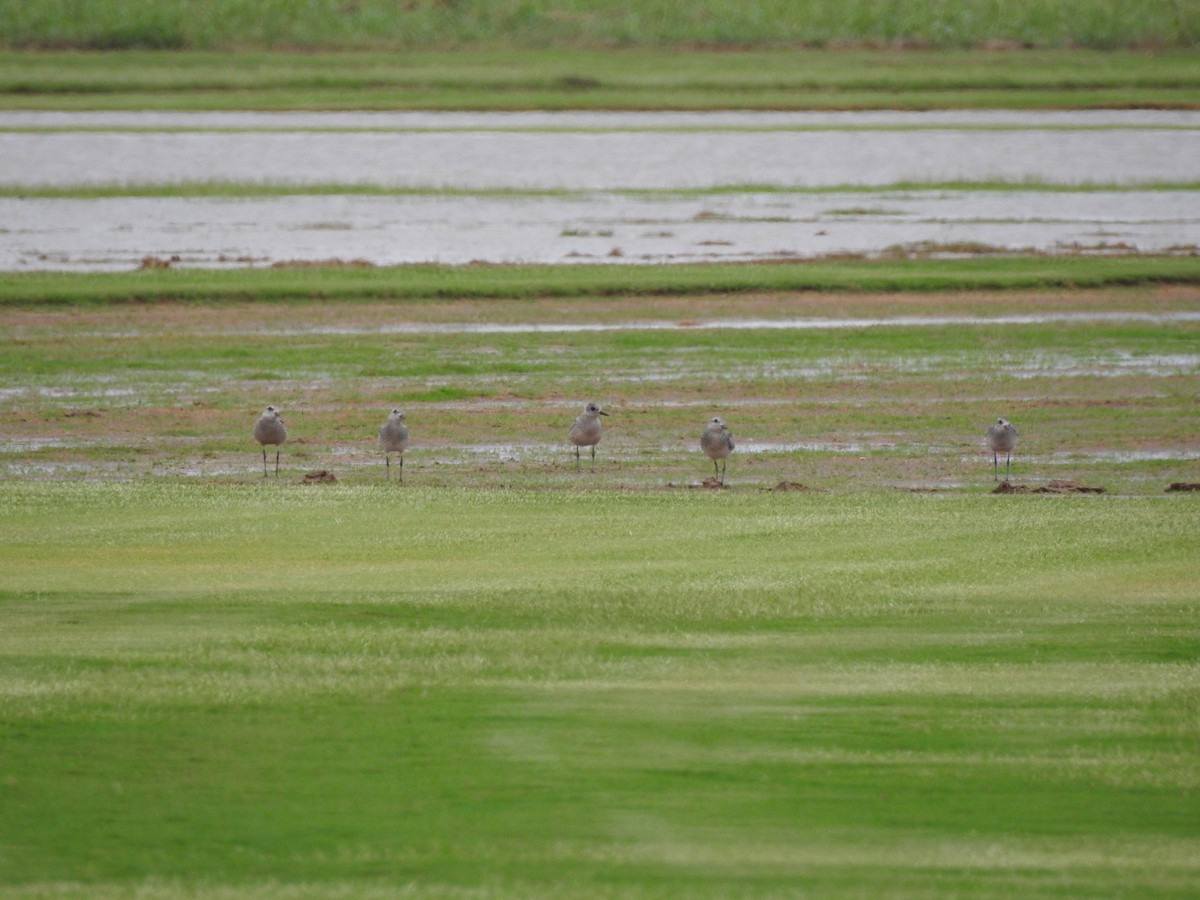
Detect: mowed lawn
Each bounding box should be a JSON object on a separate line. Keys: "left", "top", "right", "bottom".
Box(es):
{"left": 1, "top": 482, "right": 1197, "bottom": 897}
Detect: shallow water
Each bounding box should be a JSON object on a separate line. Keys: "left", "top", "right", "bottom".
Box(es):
{"left": 315, "top": 311, "right": 1200, "bottom": 334}
{"left": 5, "top": 190, "right": 1199, "bottom": 271}
{"left": 2, "top": 110, "right": 1198, "bottom": 271}
{"left": 5, "top": 128, "right": 1199, "bottom": 190}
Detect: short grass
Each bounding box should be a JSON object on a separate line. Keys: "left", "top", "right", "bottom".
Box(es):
{"left": 1, "top": 48, "right": 1198, "bottom": 110}
{"left": 1, "top": 483, "right": 1198, "bottom": 898}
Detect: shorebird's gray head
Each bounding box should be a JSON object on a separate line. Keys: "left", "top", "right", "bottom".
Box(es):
{"left": 391, "top": 408, "right": 405, "bottom": 419}
{"left": 996, "top": 417, "right": 1009, "bottom": 426}
{"left": 263, "top": 405, "right": 280, "bottom": 418}
{"left": 710, "top": 417, "right": 725, "bottom": 427}
{"left": 586, "top": 402, "right": 609, "bottom": 416}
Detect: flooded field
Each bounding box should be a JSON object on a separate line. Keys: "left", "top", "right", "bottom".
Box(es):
{"left": 2, "top": 111, "right": 1198, "bottom": 270}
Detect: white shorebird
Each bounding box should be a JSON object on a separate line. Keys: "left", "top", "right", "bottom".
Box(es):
{"left": 986, "top": 417, "right": 1018, "bottom": 481}
{"left": 379, "top": 408, "right": 410, "bottom": 481}
{"left": 569, "top": 402, "right": 609, "bottom": 470}
{"left": 700, "top": 416, "right": 735, "bottom": 484}
{"left": 253, "top": 405, "right": 287, "bottom": 477}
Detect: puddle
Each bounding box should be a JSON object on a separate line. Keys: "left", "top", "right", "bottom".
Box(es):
{"left": 1048, "top": 448, "right": 1200, "bottom": 463}
{"left": 1008, "top": 352, "right": 1200, "bottom": 378}
{"left": 0, "top": 437, "right": 96, "bottom": 452}
{"left": 69, "top": 311, "right": 1196, "bottom": 338}
{"left": 696, "top": 440, "right": 884, "bottom": 455}
{"left": 0, "top": 386, "right": 142, "bottom": 403}
{"left": 961, "top": 448, "right": 1200, "bottom": 466}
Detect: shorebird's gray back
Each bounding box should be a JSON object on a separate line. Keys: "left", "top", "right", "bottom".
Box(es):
{"left": 986, "top": 417, "right": 1018, "bottom": 454}
{"left": 253, "top": 406, "right": 287, "bottom": 447}
{"left": 701, "top": 417, "right": 734, "bottom": 461}
{"left": 569, "top": 402, "right": 606, "bottom": 447}
{"left": 379, "top": 409, "right": 410, "bottom": 453}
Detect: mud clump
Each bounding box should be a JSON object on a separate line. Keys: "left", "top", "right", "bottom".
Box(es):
{"left": 695, "top": 477, "right": 726, "bottom": 489}
{"left": 770, "top": 481, "right": 814, "bottom": 492}
{"left": 993, "top": 480, "right": 1105, "bottom": 494}
{"left": 992, "top": 481, "right": 1030, "bottom": 493}
{"left": 1036, "top": 480, "right": 1105, "bottom": 494}
{"left": 301, "top": 470, "right": 338, "bottom": 484}
{"left": 1166, "top": 482, "right": 1200, "bottom": 492}
{"left": 140, "top": 255, "right": 180, "bottom": 269}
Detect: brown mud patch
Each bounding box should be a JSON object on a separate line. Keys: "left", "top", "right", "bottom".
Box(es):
{"left": 1166, "top": 482, "right": 1200, "bottom": 492}
{"left": 301, "top": 469, "right": 338, "bottom": 484}
{"left": 993, "top": 480, "right": 1106, "bottom": 494}
{"left": 139, "top": 255, "right": 180, "bottom": 269}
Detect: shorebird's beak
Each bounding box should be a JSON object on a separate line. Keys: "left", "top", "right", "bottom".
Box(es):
{"left": 599, "top": 410, "right": 610, "bottom": 416}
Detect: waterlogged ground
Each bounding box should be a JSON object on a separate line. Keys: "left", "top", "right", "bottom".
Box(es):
{"left": 2, "top": 111, "right": 1199, "bottom": 270}
{"left": 2, "top": 112, "right": 1196, "bottom": 489}
{"left": 2, "top": 287, "right": 1197, "bottom": 492}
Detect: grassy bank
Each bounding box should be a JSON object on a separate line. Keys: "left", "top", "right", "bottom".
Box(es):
{"left": 3, "top": 257, "right": 1200, "bottom": 307}
{"left": 1, "top": 48, "right": 1198, "bottom": 111}
{"left": 1, "top": 483, "right": 1197, "bottom": 897}
{"left": 1, "top": 0, "right": 1196, "bottom": 51}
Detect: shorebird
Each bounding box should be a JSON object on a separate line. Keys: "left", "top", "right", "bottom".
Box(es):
{"left": 253, "top": 405, "right": 287, "bottom": 477}
{"left": 379, "top": 408, "right": 410, "bottom": 481}
{"left": 569, "top": 402, "right": 609, "bottom": 470}
{"left": 700, "top": 416, "right": 735, "bottom": 484}
{"left": 986, "top": 417, "right": 1018, "bottom": 481}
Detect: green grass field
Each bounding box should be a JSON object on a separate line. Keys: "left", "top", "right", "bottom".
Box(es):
{"left": 2, "top": 262, "right": 1199, "bottom": 897}
{"left": 2, "top": 482, "right": 1198, "bottom": 897}
{"left": 2, "top": 47, "right": 1198, "bottom": 111}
